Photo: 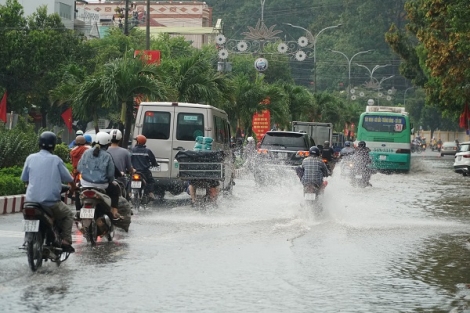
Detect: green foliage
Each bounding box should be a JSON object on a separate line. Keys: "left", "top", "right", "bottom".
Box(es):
{"left": 0, "top": 174, "right": 25, "bottom": 196}
{"left": 0, "top": 165, "right": 23, "bottom": 177}
{"left": 0, "top": 118, "right": 39, "bottom": 168}
{"left": 53, "top": 143, "right": 70, "bottom": 163}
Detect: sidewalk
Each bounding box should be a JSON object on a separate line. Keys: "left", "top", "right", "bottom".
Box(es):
{"left": 1, "top": 194, "right": 74, "bottom": 214}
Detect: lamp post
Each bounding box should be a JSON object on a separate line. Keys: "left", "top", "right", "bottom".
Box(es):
{"left": 285, "top": 23, "right": 342, "bottom": 93}
{"left": 355, "top": 63, "right": 391, "bottom": 82}
{"left": 376, "top": 75, "right": 394, "bottom": 105}
{"left": 404, "top": 86, "right": 415, "bottom": 106}
{"left": 329, "top": 49, "right": 373, "bottom": 102}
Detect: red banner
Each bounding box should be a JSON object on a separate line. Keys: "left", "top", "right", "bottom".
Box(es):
{"left": 134, "top": 50, "right": 161, "bottom": 65}
{"left": 61, "top": 107, "right": 73, "bottom": 132}
{"left": 252, "top": 110, "right": 271, "bottom": 141}
{"left": 0, "top": 91, "right": 6, "bottom": 123}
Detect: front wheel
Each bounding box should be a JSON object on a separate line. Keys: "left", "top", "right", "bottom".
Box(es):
{"left": 26, "top": 232, "right": 43, "bottom": 272}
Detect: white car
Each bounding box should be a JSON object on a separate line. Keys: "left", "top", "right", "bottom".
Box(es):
{"left": 453, "top": 141, "right": 470, "bottom": 176}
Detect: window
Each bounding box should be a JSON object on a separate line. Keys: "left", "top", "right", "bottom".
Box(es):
{"left": 142, "top": 111, "right": 171, "bottom": 139}
{"left": 59, "top": 2, "right": 72, "bottom": 20}
{"left": 176, "top": 113, "right": 204, "bottom": 141}
{"left": 362, "top": 115, "right": 406, "bottom": 133}
{"left": 213, "top": 116, "right": 225, "bottom": 143}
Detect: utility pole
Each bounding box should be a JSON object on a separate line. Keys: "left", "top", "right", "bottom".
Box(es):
{"left": 146, "top": 0, "right": 150, "bottom": 49}
{"left": 124, "top": 0, "right": 129, "bottom": 36}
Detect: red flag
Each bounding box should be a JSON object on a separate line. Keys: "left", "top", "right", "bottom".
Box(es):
{"left": 459, "top": 103, "right": 470, "bottom": 129}
{"left": 0, "top": 91, "right": 7, "bottom": 123}
{"left": 61, "top": 107, "right": 73, "bottom": 132}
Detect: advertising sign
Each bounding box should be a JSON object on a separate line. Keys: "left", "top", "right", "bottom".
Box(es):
{"left": 252, "top": 110, "right": 271, "bottom": 141}
{"left": 134, "top": 50, "right": 161, "bottom": 64}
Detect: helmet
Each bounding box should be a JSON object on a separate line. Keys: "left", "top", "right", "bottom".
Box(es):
{"left": 95, "top": 131, "right": 111, "bottom": 146}
{"left": 110, "top": 129, "right": 122, "bottom": 141}
{"left": 247, "top": 136, "right": 254, "bottom": 142}
{"left": 84, "top": 134, "right": 92, "bottom": 144}
{"left": 76, "top": 130, "right": 84, "bottom": 136}
{"left": 358, "top": 141, "right": 366, "bottom": 148}
{"left": 75, "top": 135, "right": 86, "bottom": 145}
{"left": 135, "top": 135, "right": 147, "bottom": 145}
{"left": 39, "top": 131, "right": 57, "bottom": 150}
{"left": 324, "top": 141, "right": 330, "bottom": 147}
{"left": 344, "top": 141, "right": 351, "bottom": 147}
{"left": 309, "top": 146, "right": 320, "bottom": 156}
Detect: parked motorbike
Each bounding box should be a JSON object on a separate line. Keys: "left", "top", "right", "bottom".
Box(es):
{"left": 130, "top": 172, "right": 149, "bottom": 211}
{"left": 21, "top": 185, "right": 74, "bottom": 272}
{"left": 79, "top": 187, "right": 116, "bottom": 246}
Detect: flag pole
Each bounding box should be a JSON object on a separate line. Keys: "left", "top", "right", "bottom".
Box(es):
{"left": 9, "top": 111, "right": 13, "bottom": 129}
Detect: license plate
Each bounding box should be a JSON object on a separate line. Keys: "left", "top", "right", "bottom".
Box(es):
{"left": 196, "top": 188, "right": 206, "bottom": 196}
{"left": 23, "top": 220, "right": 39, "bottom": 232}
{"left": 131, "top": 181, "right": 142, "bottom": 188}
{"left": 150, "top": 166, "right": 161, "bottom": 172}
{"left": 277, "top": 152, "right": 287, "bottom": 159}
{"left": 379, "top": 155, "right": 386, "bottom": 161}
{"left": 80, "top": 208, "right": 95, "bottom": 219}
{"left": 355, "top": 175, "right": 363, "bottom": 179}
{"left": 343, "top": 168, "right": 351, "bottom": 173}
{"left": 304, "top": 193, "right": 316, "bottom": 201}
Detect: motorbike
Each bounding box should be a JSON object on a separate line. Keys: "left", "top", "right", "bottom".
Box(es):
{"left": 21, "top": 185, "right": 74, "bottom": 272}
{"left": 130, "top": 172, "right": 150, "bottom": 211}
{"left": 303, "top": 181, "right": 328, "bottom": 215}
{"left": 79, "top": 187, "right": 117, "bottom": 246}
{"left": 339, "top": 154, "right": 354, "bottom": 177}
{"left": 349, "top": 158, "right": 374, "bottom": 188}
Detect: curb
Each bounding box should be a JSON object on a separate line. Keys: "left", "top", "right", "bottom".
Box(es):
{"left": 1, "top": 194, "right": 74, "bottom": 215}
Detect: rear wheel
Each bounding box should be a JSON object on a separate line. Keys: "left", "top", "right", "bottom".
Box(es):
{"left": 132, "top": 190, "right": 141, "bottom": 211}
{"left": 27, "top": 232, "right": 43, "bottom": 272}
{"left": 86, "top": 220, "right": 97, "bottom": 246}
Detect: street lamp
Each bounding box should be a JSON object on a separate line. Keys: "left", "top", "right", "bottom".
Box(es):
{"left": 285, "top": 23, "right": 342, "bottom": 92}
{"left": 404, "top": 86, "right": 415, "bottom": 106}
{"left": 376, "top": 75, "right": 394, "bottom": 105}
{"left": 355, "top": 63, "right": 391, "bottom": 82}
{"left": 329, "top": 49, "right": 373, "bottom": 102}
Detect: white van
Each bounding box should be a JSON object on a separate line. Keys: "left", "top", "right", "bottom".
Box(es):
{"left": 132, "top": 102, "right": 234, "bottom": 197}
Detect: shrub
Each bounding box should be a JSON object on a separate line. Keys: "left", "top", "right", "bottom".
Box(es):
{"left": 54, "top": 143, "right": 70, "bottom": 163}
{"left": 0, "top": 117, "right": 39, "bottom": 168}
{"left": 0, "top": 166, "right": 23, "bottom": 177}
{"left": 0, "top": 174, "right": 26, "bottom": 196}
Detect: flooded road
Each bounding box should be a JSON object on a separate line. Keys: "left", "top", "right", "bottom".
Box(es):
{"left": 1, "top": 152, "right": 470, "bottom": 312}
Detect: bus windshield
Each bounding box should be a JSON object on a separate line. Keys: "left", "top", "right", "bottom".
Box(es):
{"left": 362, "top": 115, "right": 406, "bottom": 133}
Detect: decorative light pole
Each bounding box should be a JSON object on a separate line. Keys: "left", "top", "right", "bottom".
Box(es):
{"left": 404, "top": 86, "right": 415, "bottom": 106}
{"left": 355, "top": 63, "right": 391, "bottom": 82}
{"left": 285, "top": 23, "right": 342, "bottom": 93}
{"left": 329, "top": 49, "right": 373, "bottom": 102}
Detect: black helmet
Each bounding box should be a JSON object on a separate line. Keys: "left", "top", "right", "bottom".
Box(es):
{"left": 358, "top": 141, "right": 366, "bottom": 148}
{"left": 324, "top": 141, "right": 330, "bottom": 147}
{"left": 39, "top": 131, "right": 57, "bottom": 150}
{"left": 309, "top": 146, "right": 320, "bottom": 156}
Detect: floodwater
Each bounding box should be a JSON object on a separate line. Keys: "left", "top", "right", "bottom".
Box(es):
{"left": 1, "top": 153, "right": 470, "bottom": 313}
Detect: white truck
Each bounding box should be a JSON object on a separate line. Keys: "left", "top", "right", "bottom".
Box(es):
{"left": 291, "top": 121, "right": 333, "bottom": 149}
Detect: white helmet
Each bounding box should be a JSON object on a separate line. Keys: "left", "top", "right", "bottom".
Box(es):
{"left": 247, "top": 136, "right": 254, "bottom": 142}
{"left": 76, "top": 130, "right": 84, "bottom": 136}
{"left": 110, "top": 129, "right": 122, "bottom": 141}
{"left": 95, "top": 131, "right": 111, "bottom": 145}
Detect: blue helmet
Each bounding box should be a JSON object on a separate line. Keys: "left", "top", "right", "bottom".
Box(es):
{"left": 84, "top": 134, "right": 92, "bottom": 144}
{"left": 344, "top": 141, "right": 351, "bottom": 147}
{"left": 309, "top": 146, "right": 320, "bottom": 156}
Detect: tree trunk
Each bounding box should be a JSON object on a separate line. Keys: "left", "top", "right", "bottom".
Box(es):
{"left": 93, "top": 111, "right": 99, "bottom": 134}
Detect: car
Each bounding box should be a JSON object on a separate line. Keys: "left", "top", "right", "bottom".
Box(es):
{"left": 254, "top": 131, "right": 315, "bottom": 184}
{"left": 440, "top": 141, "right": 458, "bottom": 157}
{"left": 453, "top": 141, "right": 470, "bottom": 175}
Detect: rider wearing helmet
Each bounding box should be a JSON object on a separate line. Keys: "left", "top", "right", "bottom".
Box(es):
{"left": 68, "top": 130, "right": 85, "bottom": 148}
{"left": 298, "top": 146, "right": 329, "bottom": 188}
{"left": 321, "top": 141, "right": 335, "bottom": 162}
{"left": 243, "top": 136, "right": 257, "bottom": 170}
{"left": 131, "top": 135, "right": 158, "bottom": 200}
{"left": 353, "top": 141, "right": 373, "bottom": 186}
{"left": 21, "top": 131, "right": 76, "bottom": 250}
{"left": 84, "top": 134, "right": 92, "bottom": 145}
{"left": 77, "top": 132, "right": 122, "bottom": 219}
{"left": 340, "top": 141, "right": 355, "bottom": 156}
{"left": 70, "top": 135, "right": 91, "bottom": 211}
{"left": 108, "top": 129, "right": 134, "bottom": 176}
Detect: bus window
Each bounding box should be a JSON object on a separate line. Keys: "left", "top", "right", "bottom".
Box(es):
{"left": 362, "top": 116, "right": 406, "bottom": 132}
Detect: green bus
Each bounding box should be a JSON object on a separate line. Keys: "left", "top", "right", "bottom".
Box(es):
{"left": 355, "top": 106, "right": 411, "bottom": 172}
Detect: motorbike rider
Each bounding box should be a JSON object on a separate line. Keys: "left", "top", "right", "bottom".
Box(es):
{"left": 77, "top": 132, "right": 122, "bottom": 220}
{"left": 340, "top": 141, "right": 355, "bottom": 157}
{"left": 243, "top": 136, "right": 257, "bottom": 171}
{"left": 70, "top": 135, "right": 90, "bottom": 212}
{"left": 68, "top": 130, "right": 84, "bottom": 148}
{"left": 298, "top": 146, "right": 329, "bottom": 189}
{"left": 21, "top": 131, "right": 76, "bottom": 250}
{"left": 320, "top": 140, "right": 336, "bottom": 172}
{"left": 131, "top": 135, "right": 158, "bottom": 200}
{"left": 352, "top": 141, "right": 373, "bottom": 187}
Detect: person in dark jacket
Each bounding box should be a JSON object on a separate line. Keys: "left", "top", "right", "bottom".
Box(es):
{"left": 352, "top": 141, "right": 373, "bottom": 187}
{"left": 131, "top": 135, "right": 158, "bottom": 200}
